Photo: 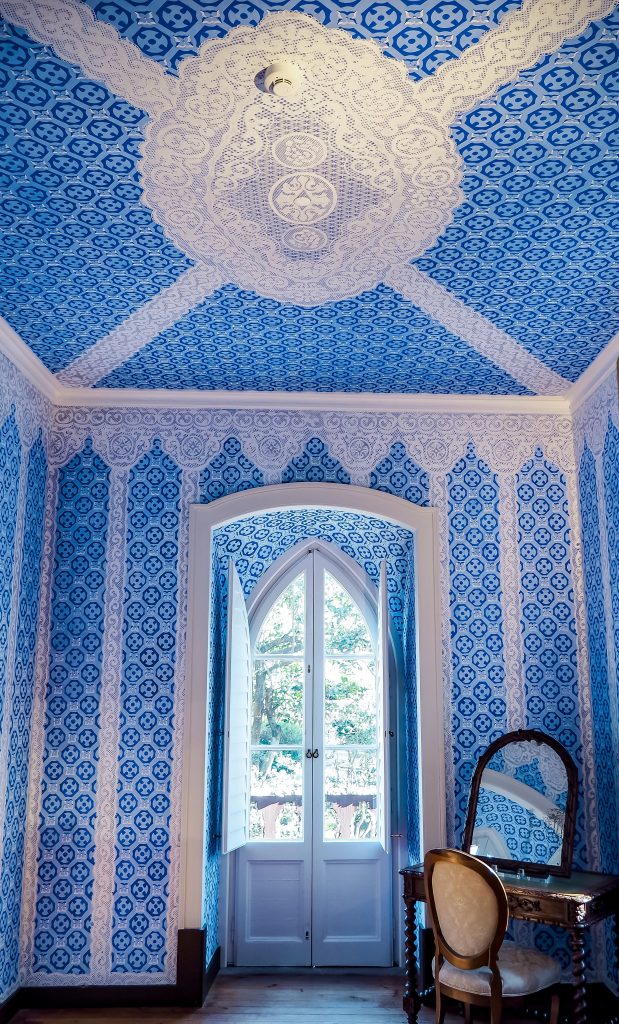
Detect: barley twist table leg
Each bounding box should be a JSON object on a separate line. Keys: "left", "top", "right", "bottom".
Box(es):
{"left": 403, "top": 899, "right": 421, "bottom": 1024}
{"left": 569, "top": 927, "right": 587, "bottom": 1024}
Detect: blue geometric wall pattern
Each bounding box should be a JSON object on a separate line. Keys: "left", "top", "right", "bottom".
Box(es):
{"left": 475, "top": 789, "right": 562, "bottom": 864}
{"left": 602, "top": 418, "right": 619, "bottom": 855}
{"left": 1, "top": 3, "right": 617, "bottom": 390}
{"left": 0, "top": 435, "right": 46, "bottom": 997}
{"left": 0, "top": 18, "right": 192, "bottom": 371}
{"left": 33, "top": 439, "right": 110, "bottom": 974}
{"left": 98, "top": 284, "right": 530, "bottom": 395}
{"left": 0, "top": 411, "right": 21, "bottom": 736}
{"left": 516, "top": 449, "right": 583, "bottom": 864}
{"left": 448, "top": 443, "right": 506, "bottom": 839}
{"left": 81, "top": 0, "right": 520, "bottom": 79}
{"left": 603, "top": 419, "right": 619, "bottom": 623}
{"left": 416, "top": 8, "right": 619, "bottom": 380}
{"left": 281, "top": 437, "right": 351, "bottom": 484}
{"left": 370, "top": 442, "right": 430, "bottom": 506}
{"left": 199, "top": 436, "right": 264, "bottom": 503}
{"left": 579, "top": 444, "right": 618, "bottom": 874}
{"left": 111, "top": 441, "right": 180, "bottom": 974}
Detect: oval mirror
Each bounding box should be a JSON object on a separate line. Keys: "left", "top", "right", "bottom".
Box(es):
{"left": 462, "top": 729, "right": 578, "bottom": 877}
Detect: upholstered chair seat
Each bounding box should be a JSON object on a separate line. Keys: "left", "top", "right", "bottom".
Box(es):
{"left": 435, "top": 943, "right": 561, "bottom": 997}
{"left": 424, "top": 849, "right": 560, "bottom": 1024}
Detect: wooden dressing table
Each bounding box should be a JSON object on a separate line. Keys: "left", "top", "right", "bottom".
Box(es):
{"left": 401, "top": 862, "right": 619, "bottom": 1024}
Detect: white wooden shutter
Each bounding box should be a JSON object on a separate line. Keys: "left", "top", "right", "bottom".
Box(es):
{"left": 377, "top": 561, "right": 390, "bottom": 852}
{"left": 222, "top": 558, "right": 252, "bottom": 854}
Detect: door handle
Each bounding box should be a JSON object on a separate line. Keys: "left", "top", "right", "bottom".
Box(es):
{"left": 305, "top": 749, "right": 319, "bottom": 758}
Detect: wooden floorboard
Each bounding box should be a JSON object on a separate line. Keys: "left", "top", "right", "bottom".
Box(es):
{"left": 13, "top": 972, "right": 533, "bottom": 1023}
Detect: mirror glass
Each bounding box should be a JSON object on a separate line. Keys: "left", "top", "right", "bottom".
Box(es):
{"left": 470, "top": 739, "right": 569, "bottom": 869}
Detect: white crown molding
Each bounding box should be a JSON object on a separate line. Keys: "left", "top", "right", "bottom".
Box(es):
{"left": 0, "top": 318, "right": 60, "bottom": 404}
{"left": 55, "top": 383, "right": 570, "bottom": 416}
{"left": 567, "top": 330, "right": 619, "bottom": 415}
{"left": 0, "top": 316, "right": 576, "bottom": 418}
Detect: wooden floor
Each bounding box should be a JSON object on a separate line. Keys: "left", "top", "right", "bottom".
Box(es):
{"left": 14, "top": 972, "right": 532, "bottom": 1023}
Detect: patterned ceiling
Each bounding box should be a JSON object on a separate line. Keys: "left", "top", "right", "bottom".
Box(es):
{"left": 0, "top": 0, "right": 617, "bottom": 396}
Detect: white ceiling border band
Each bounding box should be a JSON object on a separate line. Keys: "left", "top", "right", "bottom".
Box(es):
{"left": 385, "top": 267, "right": 571, "bottom": 397}
{"left": 57, "top": 266, "right": 225, "bottom": 387}
{"left": 0, "top": 0, "right": 175, "bottom": 114}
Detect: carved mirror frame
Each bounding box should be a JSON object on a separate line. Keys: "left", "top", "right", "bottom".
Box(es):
{"left": 462, "top": 729, "right": 579, "bottom": 878}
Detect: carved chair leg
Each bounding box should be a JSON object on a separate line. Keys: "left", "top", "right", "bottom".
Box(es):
{"left": 549, "top": 990, "right": 559, "bottom": 1024}
{"left": 434, "top": 984, "right": 446, "bottom": 1024}
{"left": 464, "top": 1003, "right": 473, "bottom": 1024}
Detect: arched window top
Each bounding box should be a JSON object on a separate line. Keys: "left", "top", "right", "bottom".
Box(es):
{"left": 248, "top": 539, "right": 379, "bottom": 645}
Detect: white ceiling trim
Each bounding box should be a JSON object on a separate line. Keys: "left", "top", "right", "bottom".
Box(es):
{"left": 56, "top": 266, "right": 225, "bottom": 387}
{"left": 0, "top": 318, "right": 60, "bottom": 404}
{"left": 0, "top": 318, "right": 574, "bottom": 415}
{"left": 55, "top": 384, "right": 570, "bottom": 416}
{"left": 384, "top": 266, "right": 570, "bottom": 396}
{"left": 568, "top": 330, "right": 619, "bottom": 415}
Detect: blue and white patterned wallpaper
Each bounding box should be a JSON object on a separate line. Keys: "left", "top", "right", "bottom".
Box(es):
{"left": 573, "top": 371, "right": 619, "bottom": 987}
{"left": 0, "top": 436, "right": 47, "bottom": 995}
{"left": 0, "top": 18, "right": 191, "bottom": 371}
{"left": 33, "top": 441, "right": 109, "bottom": 975}
{"left": 516, "top": 449, "right": 583, "bottom": 864}
{"left": 80, "top": 0, "right": 519, "bottom": 78}
{"left": 416, "top": 7, "right": 619, "bottom": 381}
{"left": 579, "top": 444, "right": 618, "bottom": 874}
{"left": 448, "top": 443, "right": 506, "bottom": 837}
{"left": 98, "top": 285, "right": 530, "bottom": 395}
{"left": 13, "top": 394, "right": 612, "bottom": 990}
{"left": 474, "top": 788, "right": 562, "bottom": 864}
{"left": 111, "top": 442, "right": 180, "bottom": 974}
{"left": 0, "top": 350, "right": 50, "bottom": 1003}
{"left": 0, "top": 1, "right": 617, "bottom": 392}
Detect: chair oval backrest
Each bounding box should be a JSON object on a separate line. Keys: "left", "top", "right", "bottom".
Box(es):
{"left": 425, "top": 850, "right": 508, "bottom": 961}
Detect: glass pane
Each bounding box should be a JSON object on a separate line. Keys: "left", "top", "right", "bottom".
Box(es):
{"left": 324, "top": 572, "right": 372, "bottom": 655}
{"left": 324, "top": 657, "right": 377, "bottom": 745}
{"left": 251, "top": 659, "right": 304, "bottom": 745}
{"left": 250, "top": 749, "right": 303, "bottom": 840}
{"left": 323, "top": 749, "right": 378, "bottom": 841}
{"left": 256, "top": 574, "right": 305, "bottom": 655}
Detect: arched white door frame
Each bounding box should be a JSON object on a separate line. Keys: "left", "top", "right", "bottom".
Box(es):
{"left": 180, "top": 483, "right": 446, "bottom": 929}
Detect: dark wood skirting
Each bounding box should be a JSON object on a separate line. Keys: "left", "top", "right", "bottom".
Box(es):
{"left": 0, "top": 930, "right": 219, "bottom": 1021}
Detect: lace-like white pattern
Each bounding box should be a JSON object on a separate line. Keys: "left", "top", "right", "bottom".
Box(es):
{"left": 57, "top": 267, "right": 225, "bottom": 388}
{"left": 501, "top": 741, "right": 570, "bottom": 803}
{"left": 384, "top": 267, "right": 570, "bottom": 396}
{"left": 138, "top": 12, "right": 463, "bottom": 306}
{"left": 0, "top": 0, "right": 174, "bottom": 115}
{"left": 1, "top": 0, "right": 610, "bottom": 392}
{"left": 17, "top": 400, "right": 602, "bottom": 984}
{"left": 425, "top": 0, "right": 618, "bottom": 122}
{"left": 4, "top": 0, "right": 612, "bottom": 314}
{"left": 89, "top": 469, "right": 128, "bottom": 981}
{"left": 496, "top": 471, "right": 527, "bottom": 732}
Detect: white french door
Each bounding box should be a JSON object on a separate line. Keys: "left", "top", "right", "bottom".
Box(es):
{"left": 229, "top": 549, "right": 392, "bottom": 967}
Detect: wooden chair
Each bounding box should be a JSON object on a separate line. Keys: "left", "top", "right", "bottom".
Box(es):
{"left": 424, "top": 849, "right": 560, "bottom": 1024}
